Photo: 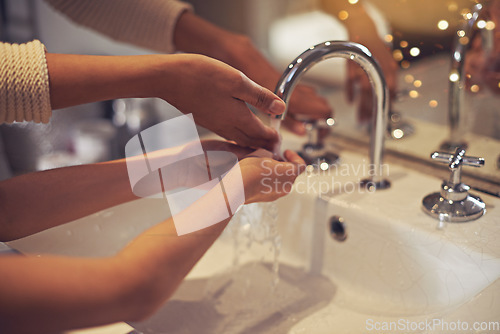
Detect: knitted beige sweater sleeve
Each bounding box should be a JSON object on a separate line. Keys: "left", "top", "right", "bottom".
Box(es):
{"left": 0, "top": 40, "right": 51, "bottom": 124}
{"left": 44, "top": 0, "right": 194, "bottom": 54}
{"left": 0, "top": 1, "right": 192, "bottom": 124}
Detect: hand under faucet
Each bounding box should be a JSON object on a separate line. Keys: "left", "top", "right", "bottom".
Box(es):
{"left": 273, "top": 41, "right": 391, "bottom": 190}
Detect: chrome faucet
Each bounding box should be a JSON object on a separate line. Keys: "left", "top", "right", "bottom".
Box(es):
{"left": 422, "top": 146, "right": 486, "bottom": 222}
{"left": 274, "top": 41, "right": 390, "bottom": 190}
{"left": 441, "top": 3, "right": 493, "bottom": 151}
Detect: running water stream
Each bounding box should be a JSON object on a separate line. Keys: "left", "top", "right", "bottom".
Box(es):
{"left": 269, "top": 117, "right": 283, "bottom": 159}
{"left": 228, "top": 202, "right": 282, "bottom": 289}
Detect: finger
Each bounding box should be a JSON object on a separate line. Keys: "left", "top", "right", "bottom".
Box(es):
{"left": 234, "top": 125, "right": 279, "bottom": 151}
{"left": 237, "top": 107, "right": 280, "bottom": 148}
{"left": 245, "top": 148, "right": 274, "bottom": 159}
{"left": 200, "top": 140, "right": 254, "bottom": 159}
{"left": 288, "top": 85, "right": 332, "bottom": 119}
{"left": 235, "top": 72, "right": 286, "bottom": 115}
{"left": 272, "top": 161, "right": 303, "bottom": 184}
{"left": 284, "top": 150, "right": 306, "bottom": 173}
{"left": 221, "top": 99, "right": 280, "bottom": 148}
{"left": 282, "top": 117, "right": 306, "bottom": 135}
{"left": 217, "top": 125, "right": 256, "bottom": 149}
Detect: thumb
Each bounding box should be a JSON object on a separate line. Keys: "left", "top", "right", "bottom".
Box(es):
{"left": 235, "top": 72, "right": 286, "bottom": 115}
{"left": 282, "top": 117, "right": 306, "bottom": 135}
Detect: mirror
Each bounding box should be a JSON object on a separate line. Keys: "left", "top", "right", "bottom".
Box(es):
{"left": 257, "top": 0, "right": 500, "bottom": 188}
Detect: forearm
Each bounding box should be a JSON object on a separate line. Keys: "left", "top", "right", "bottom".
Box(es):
{"left": 173, "top": 11, "right": 281, "bottom": 89}
{"left": 0, "top": 159, "right": 136, "bottom": 241}
{"left": 43, "top": 0, "right": 192, "bottom": 54}
{"left": 0, "top": 255, "right": 133, "bottom": 334}
{"left": 117, "top": 216, "right": 232, "bottom": 313}
{"left": 0, "top": 153, "right": 305, "bottom": 333}
{"left": 46, "top": 53, "right": 171, "bottom": 110}
{"left": 0, "top": 197, "right": 233, "bottom": 333}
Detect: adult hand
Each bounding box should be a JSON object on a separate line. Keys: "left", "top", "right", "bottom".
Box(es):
{"left": 158, "top": 54, "right": 286, "bottom": 150}
{"left": 222, "top": 36, "right": 333, "bottom": 135}
{"left": 173, "top": 12, "right": 332, "bottom": 135}
{"left": 47, "top": 52, "right": 285, "bottom": 151}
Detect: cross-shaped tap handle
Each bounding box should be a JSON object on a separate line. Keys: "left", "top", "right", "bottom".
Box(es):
{"left": 422, "top": 145, "right": 486, "bottom": 222}
{"left": 431, "top": 146, "right": 484, "bottom": 186}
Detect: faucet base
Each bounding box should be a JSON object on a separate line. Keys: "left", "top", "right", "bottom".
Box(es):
{"left": 439, "top": 140, "right": 468, "bottom": 153}
{"left": 299, "top": 151, "right": 340, "bottom": 170}
{"left": 422, "top": 192, "right": 486, "bottom": 222}
{"left": 359, "top": 178, "right": 391, "bottom": 191}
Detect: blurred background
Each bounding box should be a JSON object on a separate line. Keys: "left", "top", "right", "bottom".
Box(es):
{"left": 0, "top": 0, "right": 497, "bottom": 182}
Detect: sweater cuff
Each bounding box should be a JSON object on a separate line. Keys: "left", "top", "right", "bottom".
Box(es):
{"left": 44, "top": 0, "right": 194, "bottom": 54}
{"left": 164, "top": 1, "right": 194, "bottom": 53}
{"left": 0, "top": 40, "right": 52, "bottom": 124}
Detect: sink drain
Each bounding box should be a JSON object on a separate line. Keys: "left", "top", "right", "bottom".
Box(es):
{"left": 330, "top": 216, "right": 347, "bottom": 242}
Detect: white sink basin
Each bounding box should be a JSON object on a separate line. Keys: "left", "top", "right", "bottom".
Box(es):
{"left": 286, "top": 152, "right": 500, "bottom": 316}
{"left": 8, "top": 145, "right": 500, "bottom": 333}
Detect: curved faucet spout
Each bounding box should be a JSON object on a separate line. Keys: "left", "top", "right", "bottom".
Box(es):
{"left": 274, "top": 41, "right": 390, "bottom": 189}
{"left": 442, "top": 3, "right": 491, "bottom": 151}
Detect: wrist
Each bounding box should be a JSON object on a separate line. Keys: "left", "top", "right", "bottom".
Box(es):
{"left": 174, "top": 11, "right": 238, "bottom": 61}
{"left": 141, "top": 54, "right": 193, "bottom": 102}
{"left": 218, "top": 35, "right": 282, "bottom": 91}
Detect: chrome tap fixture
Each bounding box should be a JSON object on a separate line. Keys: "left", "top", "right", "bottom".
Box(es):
{"left": 274, "top": 41, "right": 390, "bottom": 189}
{"left": 441, "top": 3, "right": 492, "bottom": 151}
{"left": 422, "top": 146, "right": 486, "bottom": 222}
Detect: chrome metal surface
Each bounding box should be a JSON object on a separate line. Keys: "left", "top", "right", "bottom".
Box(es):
{"left": 422, "top": 192, "right": 486, "bottom": 222}
{"left": 274, "top": 41, "right": 390, "bottom": 188}
{"left": 300, "top": 118, "right": 339, "bottom": 168}
{"left": 299, "top": 151, "right": 340, "bottom": 171}
{"left": 441, "top": 3, "right": 492, "bottom": 151}
{"left": 422, "top": 146, "right": 486, "bottom": 222}
{"left": 359, "top": 178, "right": 391, "bottom": 191}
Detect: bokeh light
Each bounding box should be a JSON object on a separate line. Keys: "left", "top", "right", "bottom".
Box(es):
{"left": 338, "top": 10, "right": 349, "bottom": 20}
{"left": 486, "top": 21, "right": 496, "bottom": 30}
{"left": 459, "top": 36, "right": 470, "bottom": 45}
{"left": 438, "top": 20, "right": 449, "bottom": 30}
{"left": 448, "top": 2, "right": 458, "bottom": 11}
{"left": 449, "top": 70, "right": 460, "bottom": 82}
{"left": 404, "top": 74, "right": 414, "bottom": 83}
{"left": 409, "top": 47, "right": 420, "bottom": 57}
{"left": 393, "top": 49, "right": 403, "bottom": 61}
{"left": 401, "top": 61, "right": 411, "bottom": 69}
